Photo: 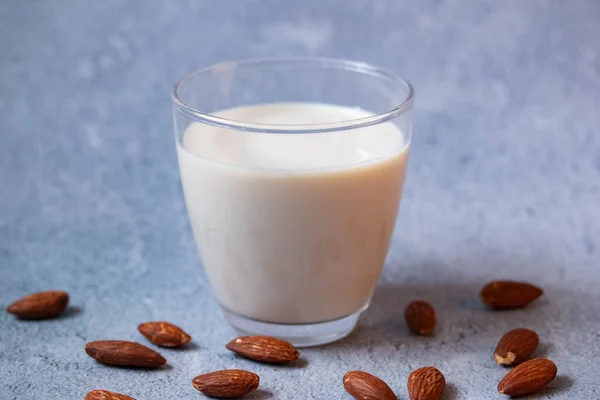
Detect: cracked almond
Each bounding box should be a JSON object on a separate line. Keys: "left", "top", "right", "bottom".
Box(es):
{"left": 138, "top": 321, "right": 191, "bottom": 348}
{"left": 494, "top": 328, "right": 539, "bottom": 366}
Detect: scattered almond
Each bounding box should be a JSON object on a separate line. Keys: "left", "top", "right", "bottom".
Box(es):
{"left": 480, "top": 280, "right": 543, "bottom": 309}
{"left": 85, "top": 389, "right": 135, "bottom": 400}
{"left": 85, "top": 340, "right": 166, "bottom": 368}
{"left": 226, "top": 335, "right": 299, "bottom": 363}
{"left": 192, "top": 369, "right": 259, "bottom": 398}
{"left": 138, "top": 321, "right": 191, "bottom": 348}
{"left": 407, "top": 366, "right": 446, "bottom": 400}
{"left": 343, "top": 370, "right": 397, "bottom": 400}
{"left": 494, "top": 328, "right": 539, "bottom": 366}
{"left": 404, "top": 300, "right": 436, "bottom": 335}
{"left": 498, "top": 358, "right": 557, "bottom": 397}
{"left": 6, "top": 290, "right": 69, "bottom": 320}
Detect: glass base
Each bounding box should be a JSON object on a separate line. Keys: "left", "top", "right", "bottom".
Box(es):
{"left": 222, "top": 308, "right": 362, "bottom": 347}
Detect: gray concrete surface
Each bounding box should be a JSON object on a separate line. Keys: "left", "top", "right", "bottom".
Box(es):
{"left": 1, "top": 1, "right": 599, "bottom": 398}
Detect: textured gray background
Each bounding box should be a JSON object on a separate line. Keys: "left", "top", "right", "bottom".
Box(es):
{"left": 1, "top": 1, "right": 599, "bottom": 399}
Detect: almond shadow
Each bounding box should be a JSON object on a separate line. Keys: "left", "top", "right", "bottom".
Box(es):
{"left": 230, "top": 354, "right": 308, "bottom": 369}
{"left": 524, "top": 375, "right": 573, "bottom": 398}
{"left": 443, "top": 382, "right": 458, "bottom": 400}
{"left": 58, "top": 306, "right": 83, "bottom": 319}
{"left": 245, "top": 389, "right": 273, "bottom": 399}
{"left": 91, "top": 362, "right": 173, "bottom": 372}
{"left": 166, "top": 341, "right": 201, "bottom": 351}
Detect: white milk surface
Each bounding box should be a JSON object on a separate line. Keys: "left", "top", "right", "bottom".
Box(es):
{"left": 177, "top": 102, "right": 409, "bottom": 323}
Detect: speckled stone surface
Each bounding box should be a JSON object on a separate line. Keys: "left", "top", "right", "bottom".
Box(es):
{"left": 1, "top": 1, "right": 599, "bottom": 399}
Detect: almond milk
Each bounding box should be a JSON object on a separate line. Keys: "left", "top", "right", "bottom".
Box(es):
{"left": 177, "top": 103, "right": 409, "bottom": 324}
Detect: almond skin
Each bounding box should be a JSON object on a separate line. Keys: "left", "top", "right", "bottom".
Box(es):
{"left": 226, "top": 335, "right": 299, "bottom": 363}
{"left": 138, "top": 321, "right": 191, "bottom": 348}
{"left": 494, "top": 328, "right": 539, "bottom": 366}
{"left": 85, "top": 340, "right": 166, "bottom": 368}
{"left": 6, "top": 290, "right": 69, "bottom": 320}
{"left": 480, "top": 281, "right": 543, "bottom": 309}
{"left": 343, "top": 370, "right": 397, "bottom": 400}
{"left": 85, "top": 390, "right": 136, "bottom": 400}
{"left": 404, "top": 300, "right": 436, "bottom": 335}
{"left": 498, "top": 358, "right": 557, "bottom": 396}
{"left": 192, "top": 369, "right": 259, "bottom": 398}
{"left": 407, "top": 366, "right": 446, "bottom": 400}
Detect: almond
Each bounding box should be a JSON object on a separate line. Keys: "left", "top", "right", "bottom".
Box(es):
{"left": 343, "top": 370, "right": 397, "bottom": 400}
{"left": 6, "top": 290, "right": 69, "bottom": 320}
{"left": 480, "top": 280, "right": 543, "bottom": 309}
{"left": 404, "top": 300, "right": 436, "bottom": 335}
{"left": 497, "top": 358, "right": 557, "bottom": 397}
{"left": 226, "top": 335, "right": 299, "bottom": 363}
{"left": 494, "top": 328, "right": 539, "bottom": 366}
{"left": 85, "top": 390, "right": 136, "bottom": 400}
{"left": 85, "top": 340, "right": 166, "bottom": 368}
{"left": 407, "top": 366, "right": 446, "bottom": 400}
{"left": 192, "top": 369, "right": 259, "bottom": 398}
{"left": 138, "top": 321, "right": 191, "bottom": 348}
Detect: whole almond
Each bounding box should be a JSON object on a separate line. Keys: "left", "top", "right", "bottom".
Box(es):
{"left": 85, "top": 390, "right": 136, "bottom": 400}
{"left": 226, "top": 335, "right": 299, "bottom": 363}
{"left": 407, "top": 366, "right": 446, "bottom": 400}
{"left": 494, "top": 328, "right": 539, "bottom": 366}
{"left": 138, "top": 321, "right": 191, "bottom": 348}
{"left": 404, "top": 300, "right": 436, "bottom": 335}
{"left": 192, "top": 369, "right": 259, "bottom": 398}
{"left": 498, "top": 358, "right": 557, "bottom": 396}
{"left": 480, "top": 280, "right": 543, "bottom": 309}
{"left": 6, "top": 290, "right": 69, "bottom": 320}
{"left": 85, "top": 340, "right": 166, "bottom": 368}
{"left": 343, "top": 370, "right": 397, "bottom": 400}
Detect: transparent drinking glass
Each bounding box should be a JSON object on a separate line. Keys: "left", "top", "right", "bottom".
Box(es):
{"left": 172, "top": 57, "right": 414, "bottom": 346}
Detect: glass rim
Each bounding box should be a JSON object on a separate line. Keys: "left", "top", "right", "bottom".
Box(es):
{"left": 172, "top": 57, "right": 414, "bottom": 134}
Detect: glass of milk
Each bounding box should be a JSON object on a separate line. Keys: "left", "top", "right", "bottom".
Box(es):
{"left": 172, "top": 57, "right": 414, "bottom": 346}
